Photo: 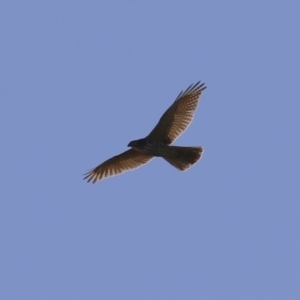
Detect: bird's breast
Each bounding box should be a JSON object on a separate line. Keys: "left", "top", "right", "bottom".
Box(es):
{"left": 144, "top": 140, "right": 170, "bottom": 157}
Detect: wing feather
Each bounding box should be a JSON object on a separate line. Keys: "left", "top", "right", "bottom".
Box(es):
{"left": 147, "top": 82, "right": 206, "bottom": 144}
{"left": 83, "top": 149, "right": 153, "bottom": 183}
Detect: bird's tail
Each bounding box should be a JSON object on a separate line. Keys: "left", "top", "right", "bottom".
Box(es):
{"left": 163, "top": 146, "right": 203, "bottom": 171}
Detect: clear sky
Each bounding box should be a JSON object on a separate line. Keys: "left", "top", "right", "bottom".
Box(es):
{"left": 1, "top": 1, "right": 299, "bottom": 299}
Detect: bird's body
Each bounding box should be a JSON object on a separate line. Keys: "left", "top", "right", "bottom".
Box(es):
{"left": 128, "top": 138, "right": 203, "bottom": 170}
{"left": 84, "top": 81, "right": 206, "bottom": 183}
{"left": 128, "top": 138, "right": 173, "bottom": 156}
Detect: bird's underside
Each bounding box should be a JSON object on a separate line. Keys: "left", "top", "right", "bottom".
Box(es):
{"left": 84, "top": 81, "right": 206, "bottom": 183}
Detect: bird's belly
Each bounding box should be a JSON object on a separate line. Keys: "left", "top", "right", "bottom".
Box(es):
{"left": 145, "top": 141, "right": 170, "bottom": 157}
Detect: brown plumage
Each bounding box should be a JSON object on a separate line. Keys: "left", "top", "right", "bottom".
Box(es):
{"left": 162, "top": 145, "right": 203, "bottom": 171}
{"left": 84, "top": 81, "right": 206, "bottom": 183}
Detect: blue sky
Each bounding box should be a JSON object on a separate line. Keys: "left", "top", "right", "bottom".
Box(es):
{"left": 1, "top": 1, "right": 299, "bottom": 299}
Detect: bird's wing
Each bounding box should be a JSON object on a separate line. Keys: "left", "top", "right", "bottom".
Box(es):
{"left": 147, "top": 82, "right": 206, "bottom": 144}
{"left": 83, "top": 149, "right": 153, "bottom": 183}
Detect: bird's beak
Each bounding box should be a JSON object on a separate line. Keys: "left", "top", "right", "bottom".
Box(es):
{"left": 128, "top": 141, "right": 133, "bottom": 147}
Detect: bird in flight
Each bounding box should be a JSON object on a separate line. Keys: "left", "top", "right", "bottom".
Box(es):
{"left": 84, "top": 81, "right": 206, "bottom": 183}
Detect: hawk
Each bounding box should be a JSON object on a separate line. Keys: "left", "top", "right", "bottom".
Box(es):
{"left": 84, "top": 81, "right": 206, "bottom": 183}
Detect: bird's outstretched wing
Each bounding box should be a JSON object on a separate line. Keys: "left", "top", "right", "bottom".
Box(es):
{"left": 83, "top": 149, "right": 153, "bottom": 183}
{"left": 147, "top": 82, "right": 206, "bottom": 144}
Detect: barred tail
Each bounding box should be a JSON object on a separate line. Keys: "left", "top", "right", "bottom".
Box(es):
{"left": 163, "top": 146, "right": 203, "bottom": 171}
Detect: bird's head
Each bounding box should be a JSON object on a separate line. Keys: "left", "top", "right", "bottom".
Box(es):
{"left": 128, "top": 138, "right": 146, "bottom": 149}
{"left": 128, "top": 140, "right": 136, "bottom": 147}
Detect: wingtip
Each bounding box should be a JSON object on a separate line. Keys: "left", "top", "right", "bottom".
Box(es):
{"left": 83, "top": 170, "right": 96, "bottom": 183}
